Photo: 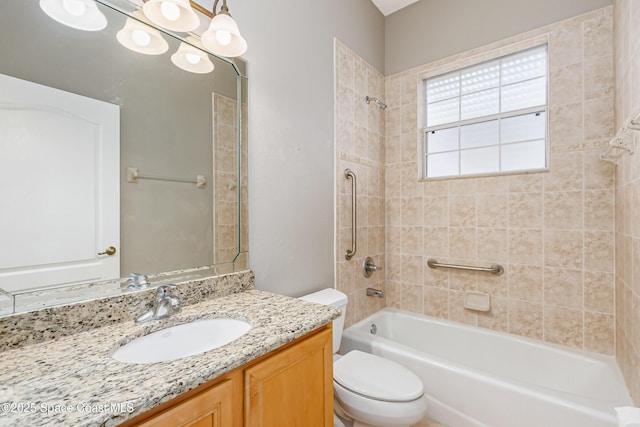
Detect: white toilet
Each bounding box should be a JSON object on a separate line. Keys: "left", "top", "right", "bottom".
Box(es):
{"left": 300, "top": 289, "right": 427, "bottom": 427}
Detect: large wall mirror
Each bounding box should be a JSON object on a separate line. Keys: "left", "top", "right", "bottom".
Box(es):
{"left": 0, "top": 0, "right": 248, "bottom": 314}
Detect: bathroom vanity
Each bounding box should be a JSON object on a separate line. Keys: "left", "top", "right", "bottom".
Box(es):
{"left": 123, "top": 326, "right": 332, "bottom": 427}
{"left": 0, "top": 276, "right": 338, "bottom": 427}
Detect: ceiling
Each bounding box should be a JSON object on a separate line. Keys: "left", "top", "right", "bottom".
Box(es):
{"left": 370, "top": 0, "right": 419, "bottom": 16}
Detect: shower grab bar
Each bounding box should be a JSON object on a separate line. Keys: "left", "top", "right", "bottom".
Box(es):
{"left": 427, "top": 258, "right": 504, "bottom": 276}
{"left": 345, "top": 169, "right": 357, "bottom": 260}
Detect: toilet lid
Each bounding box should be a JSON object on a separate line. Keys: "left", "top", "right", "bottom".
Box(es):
{"left": 334, "top": 350, "right": 424, "bottom": 402}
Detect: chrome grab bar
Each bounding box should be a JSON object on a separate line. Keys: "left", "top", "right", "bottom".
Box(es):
{"left": 345, "top": 169, "right": 357, "bottom": 260}
{"left": 427, "top": 258, "right": 504, "bottom": 276}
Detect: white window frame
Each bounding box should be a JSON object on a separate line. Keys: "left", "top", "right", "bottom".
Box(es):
{"left": 422, "top": 44, "right": 549, "bottom": 180}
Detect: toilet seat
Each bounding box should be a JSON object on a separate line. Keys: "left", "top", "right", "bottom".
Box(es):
{"left": 334, "top": 350, "right": 424, "bottom": 402}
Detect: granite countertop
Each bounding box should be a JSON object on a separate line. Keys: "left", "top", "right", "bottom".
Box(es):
{"left": 0, "top": 290, "right": 339, "bottom": 427}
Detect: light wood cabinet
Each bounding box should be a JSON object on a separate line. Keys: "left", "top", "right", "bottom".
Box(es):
{"left": 245, "top": 327, "right": 333, "bottom": 427}
{"left": 122, "top": 325, "right": 332, "bottom": 427}
{"left": 135, "top": 379, "right": 235, "bottom": 427}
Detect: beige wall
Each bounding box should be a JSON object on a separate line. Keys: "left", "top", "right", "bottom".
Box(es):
{"left": 613, "top": 0, "right": 640, "bottom": 405}
{"left": 383, "top": 7, "right": 616, "bottom": 354}
{"left": 385, "top": 0, "right": 613, "bottom": 75}
{"left": 335, "top": 40, "right": 387, "bottom": 327}
{"left": 231, "top": 0, "right": 385, "bottom": 297}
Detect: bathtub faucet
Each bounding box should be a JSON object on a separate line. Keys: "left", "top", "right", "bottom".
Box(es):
{"left": 366, "top": 288, "right": 384, "bottom": 298}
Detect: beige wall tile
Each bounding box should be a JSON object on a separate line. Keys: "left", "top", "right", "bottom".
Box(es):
{"left": 584, "top": 271, "right": 614, "bottom": 314}
{"left": 544, "top": 230, "right": 583, "bottom": 269}
{"left": 477, "top": 265, "right": 508, "bottom": 297}
{"left": 584, "top": 55, "right": 614, "bottom": 100}
{"left": 449, "top": 290, "right": 477, "bottom": 325}
{"left": 548, "top": 17, "right": 583, "bottom": 68}
{"left": 402, "top": 197, "right": 423, "bottom": 225}
{"left": 509, "top": 265, "right": 543, "bottom": 302}
{"left": 544, "top": 305, "right": 584, "bottom": 348}
{"left": 544, "top": 151, "right": 584, "bottom": 192}
{"left": 509, "top": 229, "right": 543, "bottom": 265}
{"left": 549, "top": 63, "right": 583, "bottom": 106}
{"left": 509, "top": 174, "right": 543, "bottom": 193}
{"left": 544, "top": 191, "right": 583, "bottom": 230}
{"left": 584, "top": 230, "right": 614, "bottom": 272}
{"left": 477, "top": 228, "right": 508, "bottom": 263}
{"left": 424, "top": 195, "right": 449, "bottom": 227}
{"left": 583, "top": 12, "right": 613, "bottom": 59}
{"left": 476, "top": 176, "right": 510, "bottom": 194}
{"left": 544, "top": 267, "right": 583, "bottom": 308}
{"left": 478, "top": 193, "right": 509, "bottom": 228}
{"left": 449, "top": 269, "right": 478, "bottom": 292}
{"left": 401, "top": 255, "right": 424, "bottom": 284}
{"left": 400, "top": 283, "right": 424, "bottom": 313}
{"left": 584, "top": 190, "right": 614, "bottom": 230}
{"left": 423, "top": 286, "right": 449, "bottom": 318}
{"left": 478, "top": 296, "right": 508, "bottom": 332}
{"left": 584, "top": 311, "right": 614, "bottom": 354}
{"left": 335, "top": 42, "right": 387, "bottom": 325}
{"left": 402, "top": 226, "right": 424, "bottom": 255}
{"left": 449, "top": 228, "right": 477, "bottom": 259}
{"left": 508, "top": 300, "right": 543, "bottom": 340}
{"left": 584, "top": 96, "right": 615, "bottom": 140}
{"left": 549, "top": 102, "right": 584, "bottom": 147}
{"left": 424, "top": 227, "right": 448, "bottom": 257}
{"left": 509, "top": 192, "right": 543, "bottom": 228}
{"left": 449, "top": 194, "right": 477, "bottom": 227}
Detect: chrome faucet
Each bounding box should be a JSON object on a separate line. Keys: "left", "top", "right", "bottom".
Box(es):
{"left": 123, "top": 273, "right": 150, "bottom": 290}
{"left": 136, "top": 284, "right": 181, "bottom": 325}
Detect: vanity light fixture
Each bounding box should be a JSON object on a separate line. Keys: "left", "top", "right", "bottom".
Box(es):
{"left": 138, "top": 0, "right": 247, "bottom": 58}
{"left": 200, "top": 0, "right": 247, "bottom": 57}
{"left": 171, "top": 37, "right": 215, "bottom": 73}
{"left": 39, "top": 0, "right": 107, "bottom": 31}
{"left": 116, "top": 12, "right": 169, "bottom": 55}
{"left": 142, "top": 0, "right": 200, "bottom": 32}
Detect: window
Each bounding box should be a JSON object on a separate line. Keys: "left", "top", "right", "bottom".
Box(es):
{"left": 423, "top": 45, "right": 548, "bottom": 179}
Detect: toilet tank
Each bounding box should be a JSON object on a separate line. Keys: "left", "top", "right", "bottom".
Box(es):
{"left": 299, "top": 288, "right": 348, "bottom": 354}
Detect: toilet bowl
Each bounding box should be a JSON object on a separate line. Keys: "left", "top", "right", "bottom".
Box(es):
{"left": 300, "top": 289, "right": 427, "bottom": 427}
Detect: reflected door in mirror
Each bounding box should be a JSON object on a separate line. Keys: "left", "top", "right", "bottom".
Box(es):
{"left": 0, "top": 74, "right": 120, "bottom": 293}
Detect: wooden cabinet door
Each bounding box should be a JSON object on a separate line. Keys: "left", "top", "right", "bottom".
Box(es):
{"left": 244, "top": 327, "right": 333, "bottom": 427}
{"left": 136, "top": 379, "right": 234, "bottom": 427}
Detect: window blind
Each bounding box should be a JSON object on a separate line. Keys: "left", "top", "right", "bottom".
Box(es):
{"left": 424, "top": 45, "right": 548, "bottom": 179}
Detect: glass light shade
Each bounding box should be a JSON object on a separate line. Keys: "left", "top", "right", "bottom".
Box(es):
{"left": 201, "top": 13, "right": 247, "bottom": 57}
{"left": 142, "top": 0, "right": 199, "bottom": 32}
{"left": 171, "top": 42, "right": 214, "bottom": 74}
{"left": 39, "top": 0, "right": 107, "bottom": 31}
{"left": 116, "top": 16, "right": 169, "bottom": 55}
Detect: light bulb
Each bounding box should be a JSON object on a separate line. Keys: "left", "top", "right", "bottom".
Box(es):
{"left": 216, "top": 30, "right": 232, "bottom": 46}
{"left": 62, "top": 0, "right": 87, "bottom": 16}
{"left": 160, "top": 1, "right": 180, "bottom": 21}
{"left": 186, "top": 53, "right": 201, "bottom": 64}
{"left": 132, "top": 29, "right": 151, "bottom": 47}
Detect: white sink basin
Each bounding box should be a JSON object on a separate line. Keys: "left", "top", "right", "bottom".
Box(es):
{"left": 112, "top": 318, "right": 251, "bottom": 364}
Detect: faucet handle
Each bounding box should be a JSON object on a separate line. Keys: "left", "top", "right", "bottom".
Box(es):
{"left": 124, "top": 273, "right": 150, "bottom": 290}
{"left": 156, "top": 284, "right": 177, "bottom": 298}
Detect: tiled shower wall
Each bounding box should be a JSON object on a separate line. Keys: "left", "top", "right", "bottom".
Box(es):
{"left": 213, "top": 94, "right": 248, "bottom": 272}
{"left": 335, "top": 40, "right": 386, "bottom": 327}
{"left": 614, "top": 0, "right": 640, "bottom": 404}
{"left": 383, "top": 7, "right": 617, "bottom": 354}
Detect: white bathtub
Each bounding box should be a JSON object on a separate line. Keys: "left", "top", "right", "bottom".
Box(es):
{"left": 340, "top": 308, "right": 631, "bottom": 427}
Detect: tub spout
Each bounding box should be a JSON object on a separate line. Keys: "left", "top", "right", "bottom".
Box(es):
{"left": 366, "top": 288, "right": 384, "bottom": 298}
